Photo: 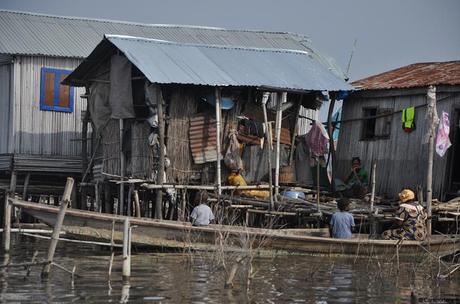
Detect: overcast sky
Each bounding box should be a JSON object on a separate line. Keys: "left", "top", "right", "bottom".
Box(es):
{"left": 0, "top": 0, "right": 459, "bottom": 81}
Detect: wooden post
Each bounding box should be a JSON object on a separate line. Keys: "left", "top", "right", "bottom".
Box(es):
{"left": 41, "top": 177, "right": 74, "bottom": 277}
{"left": 22, "top": 172, "right": 31, "bottom": 200}
{"left": 261, "top": 93, "right": 274, "bottom": 210}
{"left": 274, "top": 92, "right": 286, "bottom": 198}
{"left": 426, "top": 85, "right": 437, "bottom": 238}
{"left": 289, "top": 96, "right": 302, "bottom": 165}
{"left": 316, "top": 159, "right": 320, "bottom": 212}
{"left": 95, "top": 181, "right": 101, "bottom": 212}
{"left": 122, "top": 218, "right": 131, "bottom": 281}
{"left": 81, "top": 108, "right": 90, "bottom": 210}
{"left": 119, "top": 119, "right": 125, "bottom": 215}
{"left": 3, "top": 171, "right": 17, "bottom": 252}
{"left": 155, "top": 87, "right": 165, "bottom": 219}
{"left": 133, "top": 190, "right": 141, "bottom": 218}
{"left": 369, "top": 161, "right": 377, "bottom": 237}
{"left": 215, "top": 87, "right": 222, "bottom": 196}
{"left": 326, "top": 94, "right": 336, "bottom": 192}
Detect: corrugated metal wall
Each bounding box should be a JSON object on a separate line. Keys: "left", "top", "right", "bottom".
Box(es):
{"left": 12, "top": 55, "right": 85, "bottom": 157}
{"left": 336, "top": 86, "right": 460, "bottom": 199}
{"left": 298, "top": 107, "right": 317, "bottom": 135}
{"left": 0, "top": 57, "right": 12, "bottom": 153}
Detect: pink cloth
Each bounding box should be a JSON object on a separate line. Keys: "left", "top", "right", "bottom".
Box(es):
{"left": 306, "top": 121, "right": 329, "bottom": 157}
{"left": 435, "top": 111, "right": 452, "bottom": 157}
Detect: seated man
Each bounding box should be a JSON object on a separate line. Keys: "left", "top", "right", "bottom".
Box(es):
{"left": 190, "top": 191, "right": 215, "bottom": 226}
{"left": 382, "top": 189, "right": 427, "bottom": 241}
{"left": 329, "top": 198, "right": 355, "bottom": 239}
{"left": 336, "top": 157, "right": 368, "bottom": 198}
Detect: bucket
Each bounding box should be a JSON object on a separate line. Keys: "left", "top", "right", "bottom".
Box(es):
{"left": 279, "top": 165, "right": 295, "bottom": 184}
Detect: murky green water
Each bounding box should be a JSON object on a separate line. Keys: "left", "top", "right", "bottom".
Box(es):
{"left": 0, "top": 234, "right": 459, "bottom": 303}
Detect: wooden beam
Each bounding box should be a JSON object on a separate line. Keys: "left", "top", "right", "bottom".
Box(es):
{"left": 155, "top": 87, "right": 165, "bottom": 219}
{"left": 41, "top": 177, "right": 74, "bottom": 277}
{"left": 262, "top": 92, "right": 274, "bottom": 210}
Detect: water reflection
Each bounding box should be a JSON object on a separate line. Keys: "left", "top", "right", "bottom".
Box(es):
{"left": 0, "top": 234, "right": 458, "bottom": 303}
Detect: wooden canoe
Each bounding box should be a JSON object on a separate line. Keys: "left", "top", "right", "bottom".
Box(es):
{"left": 11, "top": 198, "right": 460, "bottom": 258}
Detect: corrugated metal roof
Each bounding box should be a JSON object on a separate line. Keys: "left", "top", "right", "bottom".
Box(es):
{"left": 65, "top": 35, "right": 352, "bottom": 92}
{"left": 0, "top": 10, "right": 347, "bottom": 80}
{"left": 352, "top": 61, "right": 460, "bottom": 90}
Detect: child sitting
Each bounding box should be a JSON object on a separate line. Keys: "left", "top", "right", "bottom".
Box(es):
{"left": 329, "top": 198, "right": 355, "bottom": 239}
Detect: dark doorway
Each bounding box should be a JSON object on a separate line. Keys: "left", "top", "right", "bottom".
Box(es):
{"left": 448, "top": 109, "right": 460, "bottom": 198}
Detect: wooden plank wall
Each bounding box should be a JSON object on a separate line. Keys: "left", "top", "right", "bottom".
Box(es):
{"left": 336, "top": 86, "right": 460, "bottom": 199}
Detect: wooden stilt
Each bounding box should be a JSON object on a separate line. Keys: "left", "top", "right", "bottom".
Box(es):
{"left": 215, "top": 87, "right": 222, "bottom": 196}
{"left": 369, "top": 161, "right": 377, "bottom": 237}
{"left": 122, "top": 218, "right": 131, "bottom": 282}
{"left": 261, "top": 92, "right": 274, "bottom": 210}
{"left": 95, "top": 182, "right": 101, "bottom": 212}
{"left": 119, "top": 119, "right": 125, "bottom": 215}
{"left": 155, "top": 87, "right": 165, "bottom": 219}
{"left": 316, "top": 159, "right": 320, "bottom": 212}
{"left": 426, "top": 85, "right": 437, "bottom": 239}
{"left": 22, "top": 172, "right": 31, "bottom": 200}
{"left": 274, "top": 92, "right": 286, "bottom": 198}
{"left": 133, "top": 190, "right": 141, "bottom": 218}
{"left": 41, "top": 177, "right": 74, "bottom": 278}
{"left": 3, "top": 171, "right": 17, "bottom": 252}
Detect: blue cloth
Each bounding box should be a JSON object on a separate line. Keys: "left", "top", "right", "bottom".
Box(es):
{"left": 330, "top": 212, "right": 355, "bottom": 239}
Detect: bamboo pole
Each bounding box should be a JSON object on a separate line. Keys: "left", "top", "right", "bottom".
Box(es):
{"left": 215, "top": 87, "right": 222, "bottom": 196}
{"left": 261, "top": 92, "right": 274, "bottom": 210}
{"left": 426, "top": 85, "right": 437, "bottom": 238}
{"left": 119, "top": 118, "right": 125, "bottom": 215}
{"left": 326, "top": 94, "right": 336, "bottom": 192}
{"left": 3, "top": 171, "right": 17, "bottom": 252}
{"left": 133, "top": 190, "right": 141, "bottom": 218}
{"left": 289, "top": 97, "right": 302, "bottom": 165}
{"left": 274, "top": 92, "right": 286, "bottom": 198}
{"left": 369, "top": 161, "right": 377, "bottom": 237}
{"left": 155, "top": 87, "right": 165, "bottom": 219}
{"left": 41, "top": 177, "right": 74, "bottom": 277}
{"left": 122, "top": 218, "right": 131, "bottom": 282}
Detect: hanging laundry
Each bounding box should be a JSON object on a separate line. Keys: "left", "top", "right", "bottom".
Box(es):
{"left": 402, "top": 106, "right": 416, "bottom": 133}
{"left": 435, "top": 111, "right": 452, "bottom": 157}
{"left": 305, "top": 121, "right": 329, "bottom": 157}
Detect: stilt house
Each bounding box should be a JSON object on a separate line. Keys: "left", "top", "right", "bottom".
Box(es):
{"left": 336, "top": 61, "right": 460, "bottom": 200}
{"left": 63, "top": 34, "right": 352, "bottom": 217}
{"left": 0, "top": 9, "right": 342, "bottom": 199}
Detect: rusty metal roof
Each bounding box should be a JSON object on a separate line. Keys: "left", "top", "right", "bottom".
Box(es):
{"left": 352, "top": 61, "right": 460, "bottom": 90}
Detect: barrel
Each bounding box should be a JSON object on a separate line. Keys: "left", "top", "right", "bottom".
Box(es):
{"left": 279, "top": 165, "right": 295, "bottom": 184}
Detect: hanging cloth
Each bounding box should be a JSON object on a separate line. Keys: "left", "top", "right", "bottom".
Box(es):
{"left": 402, "top": 106, "right": 416, "bottom": 133}
{"left": 305, "top": 121, "right": 329, "bottom": 157}
{"left": 435, "top": 111, "right": 452, "bottom": 157}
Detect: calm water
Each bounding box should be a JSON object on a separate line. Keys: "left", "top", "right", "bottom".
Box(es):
{"left": 0, "top": 234, "right": 459, "bottom": 303}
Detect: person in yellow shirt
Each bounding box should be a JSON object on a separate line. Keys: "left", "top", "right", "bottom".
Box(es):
{"left": 227, "top": 169, "right": 270, "bottom": 199}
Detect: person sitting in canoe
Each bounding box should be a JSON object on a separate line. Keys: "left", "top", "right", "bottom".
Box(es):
{"left": 335, "top": 157, "right": 368, "bottom": 199}
{"left": 190, "top": 191, "right": 215, "bottom": 226}
{"left": 329, "top": 198, "right": 355, "bottom": 239}
{"left": 382, "top": 189, "right": 427, "bottom": 241}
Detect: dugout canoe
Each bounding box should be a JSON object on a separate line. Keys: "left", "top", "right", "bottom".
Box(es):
{"left": 11, "top": 198, "right": 460, "bottom": 258}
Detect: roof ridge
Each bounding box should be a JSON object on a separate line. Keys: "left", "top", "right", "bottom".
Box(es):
{"left": 105, "top": 34, "right": 311, "bottom": 56}
{"left": 0, "top": 9, "right": 307, "bottom": 38}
